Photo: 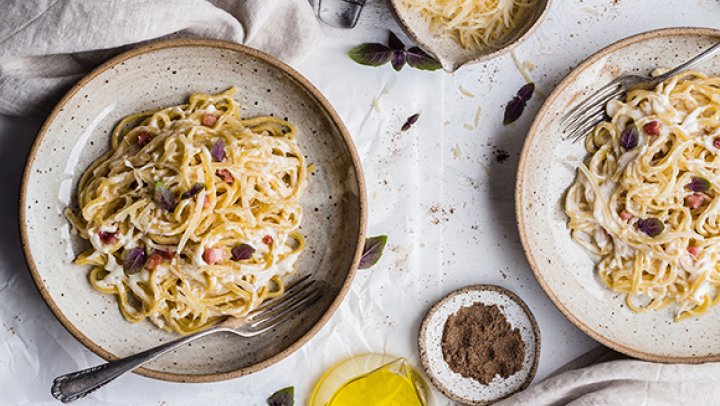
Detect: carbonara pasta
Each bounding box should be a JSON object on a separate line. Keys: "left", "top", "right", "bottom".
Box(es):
{"left": 66, "top": 88, "right": 308, "bottom": 334}
{"left": 400, "top": 0, "right": 538, "bottom": 49}
{"left": 566, "top": 71, "right": 720, "bottom": 321}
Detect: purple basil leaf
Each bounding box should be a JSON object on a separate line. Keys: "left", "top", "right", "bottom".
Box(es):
{"left": 636, "top": 218, "right": 664, "bottom": 237}
{"left": 123, "top": 248, "right": 146, "bottom": 275}
{"left": 181, "top": 183, "right": 206, "bottom": 199}
{"left": 348, "top": 43, "right": 393, "bottom": 67}
{"left": 405, "top": 47, "right": 442, "bottom": 71}
{"left": 503, "top": 96, "right": 526, "bottom": 125}
{"left": 388, "top": 31, "right": 405, "bottom": 50}
{"left": 153, "top": 182, "right": 177, "bottom": 212}
{"left": 231, "top": 244, "right": 255, "bottom": 261}
{"left": 401, "top": 113, "right": 420, "bottom": 131}
{"left": 391, "top": 50, "right": 406, "bottom": 71}
{"left": 359, "top": 235, "right": 388, "bottom": 269}
{"left": 211, "top": 140, "right": 226, "bottom": 162}
{"left": 685, "top": 177, "right": 711, "bottom": 193}
{"left": 517, "top": 83, "right": 535, "bottom": 102}
{"left": 620, "top": 123, "right": 639, "bottom": 150}
{"left": 267, "top": 386, "right": 294, "bottom": 406}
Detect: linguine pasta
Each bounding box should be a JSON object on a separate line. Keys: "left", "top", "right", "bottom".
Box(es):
{"left": 65, "top": 88, "right": 308, "bottom": 334}
{"left": 565, "top": 71, "right": 720, "bottom": 321}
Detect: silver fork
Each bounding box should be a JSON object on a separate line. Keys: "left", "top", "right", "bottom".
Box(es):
{"left": 51, "top": 275, "right": 322, "bottom": 403}
{"left": 561, "top": 41, "right": 720, "bottom": 142}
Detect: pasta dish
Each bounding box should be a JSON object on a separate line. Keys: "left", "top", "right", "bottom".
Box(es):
{"left": 400, "top": 0, "right": 538, "bottom": 49}
{"left": 65, "top": 88, "right": 308, "bottom": 334}
{"left": 566, "top": 71, "right": 720, "bottom": 321}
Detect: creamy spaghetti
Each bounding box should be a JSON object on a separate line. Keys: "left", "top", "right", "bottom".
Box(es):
{"left": 566, "top": 71, "right": 720, "bottom": 321}
{"left": 400, "top": 0, "right": 538, "bottom": 49}
{"left": 66, "top": 88, "right": 308, "bottom": 334}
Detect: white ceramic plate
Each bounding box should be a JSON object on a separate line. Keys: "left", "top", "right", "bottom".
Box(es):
{"left": 517, "top": 27, "right": 720, "bottom": 362}
{"left": 20, "top": 39, "right": 367, "bottom": 382}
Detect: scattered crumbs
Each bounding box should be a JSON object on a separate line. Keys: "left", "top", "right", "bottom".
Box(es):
{"left": 389, "top": 244, "right": 412, "bottom": 272}
{"left": 307, "top": 163, "right": 317, "bottom": 174}
{"left": 463, "top": 123, "right": 475, "bottom": 131}
{"left": 499, "top": 269, "right": 508, "bottom": 279}
{"left": 493, "top": 147, "right": 510, "bottom": 163}
{"left": 13, "top": 315, "right": 21, "bottom": 321}
{"left": 479, "top": 162, "right": 490, "bottom": 176}
{"left": 581, "top": 6, "right": 600, "bottom": 16}
{"left": 371, "top": 95, "right": 381, "bottom": 112}
{"left": 428, "top": 204, "right": 455, "bottom": 224}
{"left": 452, "top": 144, "right": 462, "bottom": 159}
{"left": 459, "top": 84, "right": 475, "bottom": 97}
{"left": 443, "top": 120, "right": 451, "bottom": 127}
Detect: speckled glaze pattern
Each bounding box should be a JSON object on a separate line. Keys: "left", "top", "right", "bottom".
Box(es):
{"left": 388, "top": 0, "right": 551, "bottom": 72}
{"left": 517, "top": 28, "right": 720, "bottom": 362}
{"left": 418, "top": 285, "right": 539, "bottom": 406}
{"left": 19, "top": 39, "right": 367, "bottom": 382}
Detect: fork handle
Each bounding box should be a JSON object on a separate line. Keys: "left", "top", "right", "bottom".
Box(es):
{"left": 51, "top": 326, "right": 224, "bottom": 403}
{"left": 656, "top": 41, "right": 720, "bottom": 81}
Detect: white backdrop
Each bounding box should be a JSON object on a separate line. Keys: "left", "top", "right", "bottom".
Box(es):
{"left": 2, "top": 0, "right": 719, "bottom": 404}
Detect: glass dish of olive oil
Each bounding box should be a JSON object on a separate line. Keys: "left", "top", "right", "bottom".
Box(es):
{"left": 310, "top": 353, "right": 432, "bottom": 406}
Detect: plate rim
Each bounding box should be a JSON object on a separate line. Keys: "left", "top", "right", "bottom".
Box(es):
{"left": 18, "top": 38, "right": 368, "bottom": 382}
{"left": 516, "top": 26, "right": 720, "bottom": 363}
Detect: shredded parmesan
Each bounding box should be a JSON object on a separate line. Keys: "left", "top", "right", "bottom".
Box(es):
{"left": 401, "top": 0, "right": 538, "bottom": 49}
{"left": 371, "top": 95, "right": 381, "bottom": 113}
{"left": 473, "top": 106, "right": 482, "bottom": 128}
{"left": 511, "top": 50, "right": 546, "bottom": 97}
{"left": 459, "top": 84, "right": 475, "bottom": 97}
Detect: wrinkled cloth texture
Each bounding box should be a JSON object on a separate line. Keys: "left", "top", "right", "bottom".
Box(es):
{"left": 496, "top": 359, "right": 720, "bottom": 406}
{"left": 0, "top": 0, "right": 321, "bottom": 116}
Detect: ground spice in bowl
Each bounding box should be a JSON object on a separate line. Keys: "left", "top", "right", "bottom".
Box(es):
{"left": 441, "top": 302, "right": 525, "bottom": 385}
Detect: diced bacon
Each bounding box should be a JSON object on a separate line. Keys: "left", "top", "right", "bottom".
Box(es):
{"left": 642, "top": 121, "right": 661, "bottom": 136}
{"left": 156, "top": 250, "right": 175, "bottom": 260}
{"left": 203, "top": 247, "right": 225, "bottom": 265}
{"left": 202, "top": 114, "right": 217, "bottom": 127}
{"left": 262, "top": 235, "right": 274, "bottom": 245}
{"left": 215, "top": 169, "right": 234, "bottom": 184}
{"left": 687, "top": 193, "right": 704, "bottom": 209}
{"left": 619, "top": 210, "right": 632, "bottom": 221}
{"left": 203, "top": 195, "right": 211, "bottom": 208}
{"left": 136, "top": 131, "right": 151, "bottom": 147}
{"left": 714, "top": 137, "right": 720, "bottom": 149}
{"left": 144, "top": 253, "right": 162, "bottom": 271}
{"left": 98, "top": 230, "right": 117, "bottom": 244}
{"left": 688, "top": 245, "right": 700, "bottom": 256}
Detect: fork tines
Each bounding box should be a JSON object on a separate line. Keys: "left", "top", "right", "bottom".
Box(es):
{"left": 561, "top": 79, "right": 625, "bottom": 143}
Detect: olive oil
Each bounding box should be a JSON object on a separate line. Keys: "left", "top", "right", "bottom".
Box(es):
{"left": 310, "top": 354, "right": 430, "bottom": 406}
{"left": 329, "top": 359, "right": 424, "bottom": 406}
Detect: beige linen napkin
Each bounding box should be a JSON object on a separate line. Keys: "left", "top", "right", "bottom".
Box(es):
{"left": 0, "top": 0, "right": 321, "bottom": 116}
{"left": 496, "top": 357, "right": 720, "bottom": 406}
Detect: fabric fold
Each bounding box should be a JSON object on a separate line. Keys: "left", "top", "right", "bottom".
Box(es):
{"left": 0, "top": 0, "right": 321, "bottom": 116}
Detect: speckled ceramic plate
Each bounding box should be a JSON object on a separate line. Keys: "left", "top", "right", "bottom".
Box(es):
{"left": 388, "top": 0, "right": 551, "bottom": 72}
{"left": 19, "top": 39, "right": 366, "bottom": 382}
{"left": 418, "top": 285, "right": 539, "bottom": 405}
{"left": 517, "top": 27, "right": 720, "bottom": 362}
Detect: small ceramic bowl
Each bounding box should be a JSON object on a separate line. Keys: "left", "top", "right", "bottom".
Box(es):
{"left": 418, "top": 285, "right": 540, "bottom": 405}
{"left": 388, "top": 0, "right": 552, "bottom": 72}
